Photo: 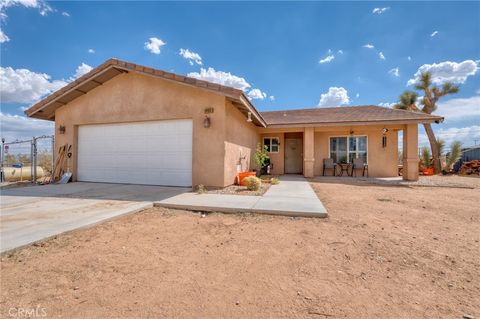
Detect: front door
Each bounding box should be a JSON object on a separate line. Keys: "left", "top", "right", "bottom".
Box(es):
{"left": 284, "top": 138, "right": 303, "bottom": 174}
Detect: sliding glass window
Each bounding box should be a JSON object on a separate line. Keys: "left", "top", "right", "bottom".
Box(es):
{"left": 330, "top": 136, "right": 367, "bottom": 163}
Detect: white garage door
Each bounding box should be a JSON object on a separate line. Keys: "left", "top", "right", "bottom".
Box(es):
{"left": 77, "top": 119, "right": 192, "bottom": 187}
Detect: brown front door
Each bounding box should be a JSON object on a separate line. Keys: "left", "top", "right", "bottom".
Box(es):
{"left": 284, "top": 138, "right": 303, "bottom": 174}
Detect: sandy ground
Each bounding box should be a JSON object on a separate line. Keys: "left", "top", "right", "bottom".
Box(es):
{"left": 1, "top": 176, "right": 479, "bottom": 318}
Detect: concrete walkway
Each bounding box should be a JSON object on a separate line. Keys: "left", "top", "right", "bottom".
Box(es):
{"left": 156, "top": 175, "right": 328, "bottom": 218}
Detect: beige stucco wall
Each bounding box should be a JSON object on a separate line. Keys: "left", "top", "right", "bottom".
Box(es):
{"left": 54, "top": 72, "right": 235, "bottom": 187}
{"left": 223, "top": 101, "right": 259, "bottom": 185}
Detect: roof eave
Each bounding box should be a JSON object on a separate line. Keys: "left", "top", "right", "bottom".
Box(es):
{"left": 239, "top": 94, "right": 267, "bottom": 127}
{"left": 264, "top": 117, "right": 444, "bottom": 128}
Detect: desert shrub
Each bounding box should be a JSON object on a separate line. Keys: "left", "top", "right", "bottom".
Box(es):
{"left": 421, "top": 146, "right": 432, "bottom": 168}
{"left": 446, "top": 141, "right": 462, "bottom": 169}
{"left": 270, "top": 177, "right": 279, "bottom": 185}
{"left": 244, "top": 176, "right": 261, "bottom": 191}
{"left": 196, "top": 184, "right": 206, "bottom": 194}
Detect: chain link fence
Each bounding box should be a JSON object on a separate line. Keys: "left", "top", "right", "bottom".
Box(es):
{"left": 0, "top": 135, "right": 55, "bottom": 183}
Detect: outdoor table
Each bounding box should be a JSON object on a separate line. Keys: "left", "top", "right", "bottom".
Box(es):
{"left": 337, "top": 163, "right": 352, "bottom": 176}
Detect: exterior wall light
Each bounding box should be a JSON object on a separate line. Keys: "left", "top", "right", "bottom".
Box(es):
{"left": 59, "top": 125, "right": 66, "bottom": 134}
{"left": 203, "top": 115, "right": 211, "bottom": 128}
{"left": 382, "top": 128, "right": 388, "bottom": 148}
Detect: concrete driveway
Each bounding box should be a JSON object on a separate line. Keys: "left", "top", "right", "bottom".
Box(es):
{"left": 0, "top": 182, "right": 189, "bottom": 253}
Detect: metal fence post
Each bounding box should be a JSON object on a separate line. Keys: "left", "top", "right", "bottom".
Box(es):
{"left": 52, "top": 135, "right": 55, "bottom": 175}
{"left": 33, "top": 137, "right": 38, "bottom": 182}
{"left": 30, "top": 139, "right": 34, "bottom": 181}
{"left": 1, "top": 138, "right": 4, "bottom": 182}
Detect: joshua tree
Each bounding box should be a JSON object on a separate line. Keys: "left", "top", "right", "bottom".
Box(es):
{"left": 394, "top": 72, "right": 459, "bottom": 174}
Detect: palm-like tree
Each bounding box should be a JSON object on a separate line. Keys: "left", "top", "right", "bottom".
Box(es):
{"left": 394, "top": 72, "right": 459, "bottom": 174}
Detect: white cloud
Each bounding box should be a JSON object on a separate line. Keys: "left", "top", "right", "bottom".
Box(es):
{"left": 88, "top": 48, "right": 95, "bottom": 54}
{"left": 430, "top": 31, "right": 439, "bottom": 37}
{"left": 379, "top": 52, "right": 386, "bottom": 60}
{"left": 247, "top": 88, "right": 267, "bottom": 100}
{"left": 419, "top": 125, "right": 480, "bottom": 148}
{"left": 0, "top": 0, "right": 52, "bottom": 15}
{"left": 355, "top": 93, "right": 360, "bottom": 98}
{"left": 0, "top": 62, "right": 93, "bottom": 104}
{"left": 144, "top": 37, "right": 166, "bottom": 54}
{"left": 408, "top": 56, "right": 412, "bottom": 61}
{"left": 407, "top": 60, "right": 478, "bottom": 86}
{"left": 187, "top": 67, "right": 251, "bottom": 91}
{"left": 318, "top": 87, "right": 350, "bottom": 107}
{"left": 179, "top": 48, "right": 202, "bottom": 66}
{"left": 372, "top": 7, "right": 389, "bottom": 14}
{"left": 0, "top": 112, "right": 54, "bottom": 142}
{"left": 319, "top": 54, "right": 335, "bottom": 64}
{"left": 0, "top": 0, "right": 52, "bottom": 41}
{"left": 389, "top": 67, "right": 400, "bottom": 77}
{"left": 0, "top": 66, "right": 67, "bottom": 104}
{"left": 0, "top": 28, "right": 9, "bottom": 43}
{"left": 378, "top": 102, "right": 396, "bottom": 108}
{"left": 337, "top": 50, "right": 344, "bottom": 54}
{"left": 72, "top": 63, "right": 92, "bottom": 79}
{"left": 363, "top": 44, "right": 375, "bottom": 49}
{"left": 269, "top": 95, "right": 275, "bottom": 101}
{"left": 61, "top": 11, "right": 69, "bottom": 17}
{"left": 434, "top": 95, "right": 480, "bottom": 122}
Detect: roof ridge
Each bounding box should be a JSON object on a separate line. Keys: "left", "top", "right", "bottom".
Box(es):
{"left": 259, "top": 105, "right": 428, "bottom": 114}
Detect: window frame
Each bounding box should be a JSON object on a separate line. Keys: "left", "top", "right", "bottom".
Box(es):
{"left": 263, "top": 137, "right": 280, "bottom": 153}
{"left": 328, "top": 135, "right": 368, "bottom": 164}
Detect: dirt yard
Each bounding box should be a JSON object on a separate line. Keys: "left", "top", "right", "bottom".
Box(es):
{"left": 1, "top": 176, "right": 479, "bottom": 318}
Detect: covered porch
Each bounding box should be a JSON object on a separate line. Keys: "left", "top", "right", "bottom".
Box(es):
{"left": 258, "top": 123, "right": 420, "bottom": 181}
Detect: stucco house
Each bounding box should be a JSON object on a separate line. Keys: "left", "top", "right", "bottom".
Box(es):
{"left": 25, "top": 59, "right": 443, "bottom": 187}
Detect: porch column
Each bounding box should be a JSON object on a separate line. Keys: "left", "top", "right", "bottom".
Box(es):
{"left": 303, "top": 127, "right": 315, "bottom": 178}
{"left": 403, "top": 123, "right": 419, "bottom": 181}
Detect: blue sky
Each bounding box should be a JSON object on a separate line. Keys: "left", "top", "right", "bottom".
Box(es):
{"left": 1, "top": 1, "right": 479, "bottom": 148}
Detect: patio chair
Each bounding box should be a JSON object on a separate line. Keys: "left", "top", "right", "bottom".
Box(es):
{"left": 352, "top": 158, "right": 368, "bottom": 177}
{"left": 322, "top": 158, "right": 337, "bottom": 176}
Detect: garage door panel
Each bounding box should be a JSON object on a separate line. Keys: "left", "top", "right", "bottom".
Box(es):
{"left": 77, "top": 120, "right": 192, "bottom": 186}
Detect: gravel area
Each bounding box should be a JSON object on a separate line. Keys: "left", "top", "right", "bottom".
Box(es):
{"left": 313, "top": 174, "right": 479, "bottom": 189}
{"left": 204, "top": 183, "right": 270, "bottom": 196}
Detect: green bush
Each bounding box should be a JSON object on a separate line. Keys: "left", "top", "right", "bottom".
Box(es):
{"left": 244, "top": 176, "right": 261, "bottom": 191}
{"left": 270, "top": 177, "right": 279, "bottom": 185}
{"left": 254, "top": 143, "right": 270, "bottom": 169}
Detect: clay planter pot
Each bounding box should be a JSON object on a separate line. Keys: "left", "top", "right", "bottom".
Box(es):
{"left": 422, "top": 168, "right": 434, "bottom": 176}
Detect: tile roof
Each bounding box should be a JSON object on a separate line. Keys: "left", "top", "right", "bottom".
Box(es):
{"left": 260, "top": 105, "right": 444, "bottom": 126}
{"left": 24, "top": 58, "right": 266, "bottom": 126}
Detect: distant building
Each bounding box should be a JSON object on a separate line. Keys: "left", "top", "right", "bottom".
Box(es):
{"left": 453, "top": 146, "right": 480, "bottom": 172}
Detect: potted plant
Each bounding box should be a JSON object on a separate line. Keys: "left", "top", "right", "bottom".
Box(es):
{"left": 254, "top": 143, "right": 270, "bottom": 177}
{"left": 420, "top": 146, "right": 434, "bottom": 175}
